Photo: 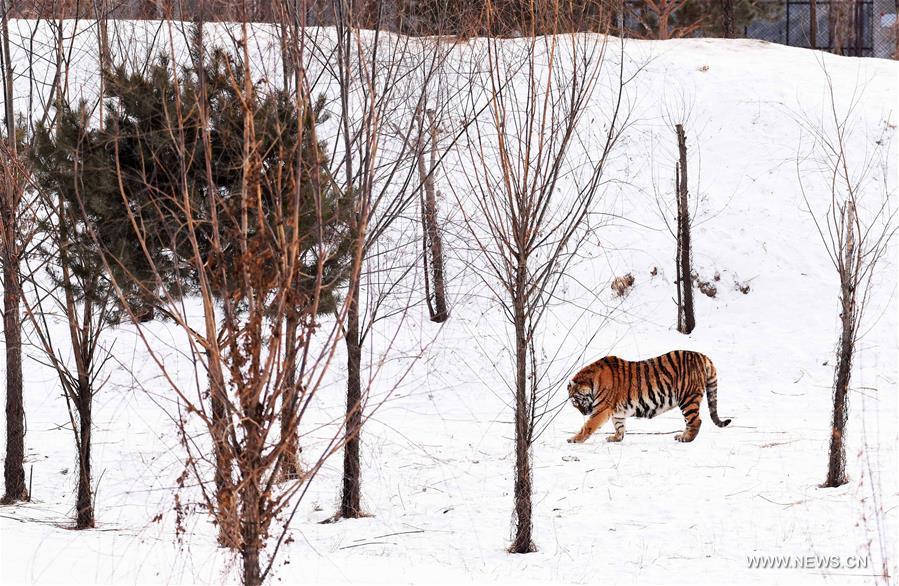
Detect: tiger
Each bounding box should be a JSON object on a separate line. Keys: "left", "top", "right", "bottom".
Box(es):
{"left": 566, "top": 350, "right": 731, "bottom": 444}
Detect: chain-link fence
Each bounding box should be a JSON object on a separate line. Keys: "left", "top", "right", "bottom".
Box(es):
{"left": 620, "top": 0, "right": 896, "bottom": 58}
{"left": 745, "top": 0, "right": 896, "bottom": 57}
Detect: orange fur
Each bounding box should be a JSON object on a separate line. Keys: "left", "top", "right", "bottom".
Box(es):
{"left": 566, "top": 350, "right": 731, "bottom": 444}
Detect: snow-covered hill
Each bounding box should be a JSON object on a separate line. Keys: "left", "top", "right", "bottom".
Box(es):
{"left": 1, "top": 21, "right": 897, "bottom": 585}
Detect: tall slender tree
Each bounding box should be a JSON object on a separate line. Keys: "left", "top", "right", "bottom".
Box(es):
{"left": 29, "top": 104, "right": 124, "bottom": 528}
{"left": 1, "top": 0, "right": 29, "bottom": 505}
{"left": 675, "top": 123, "right": 695, "bottom": 335}
{"left": 457, "top": 26, "right": 629, "bottom": 551}
{"left": 796, "top": 70, "right": 896, "bottom": 488}
{"left": 328, "top": 4, "right": 466, "bottom": 519}
{"left": 415, "top": 107, "right": 449, "bottom": 323}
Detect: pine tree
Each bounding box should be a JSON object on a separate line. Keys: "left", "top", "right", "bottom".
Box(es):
{"left": 30, "top": 35, "right": 350, "bottom": 531}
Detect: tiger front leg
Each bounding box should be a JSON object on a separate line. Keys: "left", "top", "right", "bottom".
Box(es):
{"left": 606, "top": 416, "right": 626, "bottom": 442}
{"left": 568, "top": 409, "right": 611, "bottom": 444}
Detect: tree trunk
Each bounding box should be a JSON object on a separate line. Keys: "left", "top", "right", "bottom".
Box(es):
{"left": 241, "top": 534, "right": 261, "bottom": 586}
{"left": 75, "top": 389, "right": 94, "bottom": 528}
{"left": 825, "top": 320, "right": 852, "bottom": 487}
{"left": 510, "top": 266, "right": 534, "bottom": 554}
{"left": 809, "top": 0, "right": 818, "bottom": 49}
{"left": 830, "top": 0, "right": 853, "bottom": 54}
{"left": 340, "top": 278, "right": 363, "bottom": 518}
{"left": 280, "top": 314, "right": 302, "bottom": 481}
{"left": 73, "top": 292, "right": 95, "bottom": 529}
{"left": 208, "top": 352, "right": 237, "bottom": 548}
{"left": 658, "top": 10, "right": 670, "bottom": 40}
{"left": 1, "top": 0, "right": 28, "bottom": 506}
{"left": 721, "top": 0, "right": 735, "bottom": 37}
{"left": 824, "top": 202, "right": 856, "bottom": 488}
{"left": 1, "top": 246, "right": 27, "bottom": 504}
{"left": 853, "top": 0, "right": 863, "bottom": 56}
{"left": 418, "top": 109, "right": 449, "bottom": 323}
{"left": 675, "top": 124, "right": 695, "bottom": 335}
{"left": 240, "top": 402, "right": 263, "bottom": 586}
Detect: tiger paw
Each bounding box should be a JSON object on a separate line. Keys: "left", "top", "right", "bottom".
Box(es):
{"left": 567, "top": 435, "right": 582, "bottom": 444}
{"left": 674, "top": 433, "right": 695, "bottom": 443}
{"left": 606, "top": 434, "right": 623, "bottom": 442}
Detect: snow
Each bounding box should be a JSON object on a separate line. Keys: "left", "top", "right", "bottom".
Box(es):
{"left": 1, "top": 20, "right": 898, "bottom": 585}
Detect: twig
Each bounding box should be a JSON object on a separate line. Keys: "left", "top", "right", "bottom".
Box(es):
{"left": 339, "top": 541, "right": 394, "bottom": 550}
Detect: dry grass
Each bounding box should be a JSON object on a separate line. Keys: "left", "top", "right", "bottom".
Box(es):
{"left": 611, "top": 273, "right": 635, "bottom": 297}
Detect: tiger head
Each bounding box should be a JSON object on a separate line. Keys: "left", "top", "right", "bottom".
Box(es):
{"left": 567, "top": 378, "right": 596, "bottom": 416}
{"left": 568, "top": 358, "right": 618, "bottom": 415}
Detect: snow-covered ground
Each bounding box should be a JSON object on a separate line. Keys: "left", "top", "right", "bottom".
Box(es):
{"left": 1, "top": 21, "right": 897, "bottom": 585}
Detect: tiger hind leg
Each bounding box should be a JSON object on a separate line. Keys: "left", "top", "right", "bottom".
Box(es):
{"left": 606, "top": 415, "right": 626, "bottom": 442}
{"left": 675, "top": 394, "right": 702, "bottom": 442}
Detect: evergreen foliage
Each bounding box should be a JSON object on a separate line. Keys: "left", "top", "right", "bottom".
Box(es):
{"left": 32, "top": 32, "right": 350, "bottom": 322}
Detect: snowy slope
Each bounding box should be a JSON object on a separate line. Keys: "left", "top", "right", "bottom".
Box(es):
{"left": 1, "top": 21, "right": 897, "bottom": 585}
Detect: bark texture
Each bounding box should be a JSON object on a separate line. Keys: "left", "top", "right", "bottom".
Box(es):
{"left": 280, "top": 314, "right": 302, "bottom": 481}
{"left": 418, "top": 109, "right": 449, "bottom": 323}
{"left": 341, "top": 279, "right": 363, "bottom": 518}
{"left": 721, "top": 0, "right": 735, "bottom": 37}
{"left": 510, "top": 264, "right": 534, "bottom": 553}
{"left": 824, "top": 202, "right": 856, "bottom": 488}
{"left": 1, "top": 5, "right": 28, "bottom": 504}
{"left": 75, "top": 391, "right": 94, "bottom": 528}
{"left": 675, "top": 124, "right": 695, "bottom": 335}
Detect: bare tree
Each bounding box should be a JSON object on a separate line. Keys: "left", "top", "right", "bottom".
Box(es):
{"left": 0, "top": 0, "right": 30, "bottom": 505}
{"left": 24, "top": 110, "right": 121, "bottom": 528}
{"left": 796, "top": 67, "right": 896, "bottom": 488}
{"left": 674, "top": 123, "right": 695, "bottom": 334}
{"left": 324, "top": 4, "right": 469, "bottom": 519}
{"left": 618, "top": 0, "right": 708, "bottom": 41}
{"left": 0, "top": 149, "right": 29, "bottom": 505}
{"left": 628, "top": 0, "right": 704, "bottom": 40}
{"left": 1, "top": 3, "right": 72, "bottom": 505}
{"left": 415, "top": 107, "right": 449, "bottom": 323}
{"left": 829, "top": 0, "right": 856, "bottom": 55}
{"left": 455, "top": 17, "right": 629, "bottom": 552}
{"left": 648, "top": 96, "right": 712, "bottom": 335}
{"left": 16, "top": 6, "right": 124, "bottom": 530}
{"left": 274, "top": 0, "right": 305, "bottom": 483}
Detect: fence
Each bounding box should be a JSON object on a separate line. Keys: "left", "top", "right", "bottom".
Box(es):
{"left": 620, "top": 0, "right": 896, "bottom": 58}
{"left": 745, "top": 0, "right": 895, "bottom": 57}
